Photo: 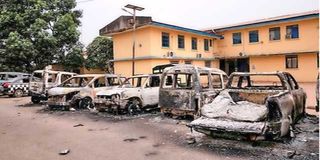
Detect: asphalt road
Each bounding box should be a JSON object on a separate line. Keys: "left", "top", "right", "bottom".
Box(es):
{"left": 0, "top": 96, "right": 318, "bottom": 160}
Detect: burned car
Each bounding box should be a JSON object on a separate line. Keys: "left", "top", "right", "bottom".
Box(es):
{"left": 188, "top": 72, "right": 306, "bottom": 140}
{"left": 94, "top": 74, "right": 161, "bottom": 114}
{"left": 159, "top": 64, "right": 228, "bottom": 117}
{"left": 29, "top": 69, "right": 76, "bottom": 103}
{"left": 47, "top": 74, "right": 125, "bottom": 110}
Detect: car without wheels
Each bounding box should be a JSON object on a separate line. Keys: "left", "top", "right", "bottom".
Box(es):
{"left": 159, "top": 64, "right": 228, "bottom": 117}
{"left": 29, "top": 69, "right": 77, "bottom": 104}
{"left": 188, "top": 72, "right": 306, "bottom": 140}
{"left": 94, "top": 74, "right": 161, "bottom": 115}
{"left": 47, "top": 74, "right": 125, "bottom": 110}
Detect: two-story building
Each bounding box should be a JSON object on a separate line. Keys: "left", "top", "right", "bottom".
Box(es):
{"left": 100, "top": 16, "right": 221, "bottom": 77}
{"left": 100, "top": 10, "right": 319, "bottom": 106}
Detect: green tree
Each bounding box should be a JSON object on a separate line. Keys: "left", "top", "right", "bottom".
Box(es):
{"left": 0, "top": 0, "right": 82, "bottom": 72}
{"left": 62, "top": 42, "right": 85, "bottom": 72}
{"left": 85, "top": 36, "right": 113, "bottom": 73}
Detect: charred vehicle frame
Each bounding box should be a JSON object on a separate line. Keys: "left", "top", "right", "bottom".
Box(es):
{"left": 94, "top": 74, "right": 161, "bottom": 115}
{"left": 188, "top": 72, "right": 306, "bottom": 140}
{"left": 159, "top": 64, "right": 228, "bottom": 117}
{"left": 29, "top": 69, "right": 77, "bottom": 104}
{"left": 47, "top": 74, "right": 125, "bottom": 110}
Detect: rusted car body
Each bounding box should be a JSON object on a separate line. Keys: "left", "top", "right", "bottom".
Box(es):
{"left": 47, "top": 74, "right": 125, "bottom": 110}
{"left": 188, "top": 72, "right": 306, "bottom": 140}
{"left": 159, "top": 64, "right": 228, "bottom": 117}
{"left": 29, "top": 69, "right": 77, "bottom": 103}
{"left": 94, "top": 74, "right": 161, "bottom": 114}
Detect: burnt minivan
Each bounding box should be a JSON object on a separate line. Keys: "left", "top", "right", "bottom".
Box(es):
{"left": 159, "top": 64, "right": 227, "bottom": 117}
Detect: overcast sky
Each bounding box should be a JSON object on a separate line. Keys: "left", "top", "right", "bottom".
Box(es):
{"left": 75, "top": 0, "right": 319, "bottom": 46}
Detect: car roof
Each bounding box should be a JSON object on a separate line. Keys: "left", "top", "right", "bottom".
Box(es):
{"left": 127, "top": 74, "right": 161, "bottom": 78}
{"left": 164, "top": 64, "right": 227, "bottom": 75}
{"left": 33, "top": 70, "right": 76, "bottom": 74}
{"left": 74, "top": 74, "right": 106, "bottom": 77}
{"left": 230, "top": 71, "right": 285, "bottom": 76}
{"left": 0, "top": 72, "right": 30, "bottom": 75}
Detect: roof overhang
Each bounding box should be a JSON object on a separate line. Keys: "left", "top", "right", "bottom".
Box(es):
{"left": 103, "top": 21, "right": 221, "bottom": 39}
{"left": 213, "top": 11, "right": 319, "bottom": 32}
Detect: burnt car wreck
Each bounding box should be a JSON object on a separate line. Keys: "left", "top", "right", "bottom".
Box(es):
{"left": 94, "top": 74, "right": 161, "bottom": 114}
{"left": 159, "top": 64, "right": 228, "bottom": 117}
{"left": 47, "top": 74, "right": 125, "bottom": 110}
{"left": 188, "top": 72, "right": 306, "bottom": 140}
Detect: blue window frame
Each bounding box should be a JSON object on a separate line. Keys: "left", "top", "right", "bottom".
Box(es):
{"left": 269, "top": 27, "right": 280, "bottom": 40}
{"left": 232, "top": 32, "right": 242, "bottom": 44}
{"left": 162, "top": 32, "right": 170, "bottom": 47}
{"left": 178, "top": 35, "right": 185, "bottom": 49}
{"left": 249, "top": 30, "right": 259, "bottom": 43}
{"left": 204, "top": 39, "right": 209, "bottom": 51}
{"left": 286, "top": 25, "right": 299, "bottom": 39}
{"left": 191, "top": 37, "right": 197, "bottom": 50}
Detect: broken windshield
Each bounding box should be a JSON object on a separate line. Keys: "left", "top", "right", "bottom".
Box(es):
{"left": 60, "top": 77, "right": 94, "bottom": 88}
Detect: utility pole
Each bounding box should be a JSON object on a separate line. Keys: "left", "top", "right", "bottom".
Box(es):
{"left": 122, "top": 4, "right": 144, "bottom": 76}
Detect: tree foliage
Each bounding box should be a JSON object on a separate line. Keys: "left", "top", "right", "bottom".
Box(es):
{"left": 0, "top": 0, "right": 82, "bottom": 72}
{"left": 85, "top": 36, "right": 113, "bottom": 72}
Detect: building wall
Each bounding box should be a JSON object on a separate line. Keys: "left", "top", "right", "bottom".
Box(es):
{"left": 215, "top": 19, "right": 319, "bottom": 57}
{"left": 149, "top": 27, "right": 215, "bottom": 59}
{"left": 112, "top": 27, "right": 152, "bottom": 59}
{"left": 249, "top": 53, "right": 318, "bottom": 82}
{"left": 114, "top": 58, "right": 219, "bottom": 77}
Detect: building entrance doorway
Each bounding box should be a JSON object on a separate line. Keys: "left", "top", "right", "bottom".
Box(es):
{"left": 219, "top": 58, "right": 249, "bottom": 75}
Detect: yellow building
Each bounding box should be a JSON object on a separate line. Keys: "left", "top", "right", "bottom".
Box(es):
{"left": 100, "top": 10, "right": 319, "bottom": 106}
{"left": 100, "top": 16, "right": 222, "bottom": 77}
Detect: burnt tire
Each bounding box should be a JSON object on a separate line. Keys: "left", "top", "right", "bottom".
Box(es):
{"left": 127, "top": 99, "right": 141, "bottom": 115}
{"left": 31, "top": 96, "right": 40, "bottom": 104}
{"left": 14, "top": 89, "right": 24, "bottom": 97}
{"left": 79, "top": 97, "right": 93, "bottom": 109}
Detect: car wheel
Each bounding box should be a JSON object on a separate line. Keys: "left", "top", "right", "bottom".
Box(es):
{"left": 14, "top": 89, "right": 24, "bottom": 97}
{"left": 31, "top": 96, "right": 40, "bottom": 104}
{"left": 79, "top": 97, "right": 93, "bottom": 109}
{"left": 127, "top": 99, "right": 141, "bottom": 115}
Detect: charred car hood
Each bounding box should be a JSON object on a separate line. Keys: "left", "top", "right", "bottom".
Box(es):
{"left": 201, "top": 91, "right": 268, "bottom": 122}
{"left": 48, "top": 87, "right": 81, "bottom": 96}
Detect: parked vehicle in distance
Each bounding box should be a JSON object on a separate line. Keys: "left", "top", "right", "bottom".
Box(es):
{"left": 0, "top": 72, "right": 30, "bottom": 94}
{"left": 2, "top": 76, "right": 31, "bottom": 97}
{"left": 188, "top": 72, "right": 306, "bottom": 140}
{"left": 94, "top": 74, "right": 161, "bottom": 114}
{"left": 47, "top": 74, "right": 125, "bottom": 110}
{"left": 159, "top": 64, "right": 228, "bottom": 117}
{"left": 29, "top": 69, "right": 77, "bottom": 103}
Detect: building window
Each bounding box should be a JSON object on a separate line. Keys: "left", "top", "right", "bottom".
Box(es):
{"left": 162, "top": 32, "right": 170, "bottom": 47}
{"left": 170, "top": 60, "right": 179, "bottom": 64}
{"left": 185, "top": 60, "right": 192, "bottom": 64}
{"left": 205, "top": 61, "right": 211, "bottom": 68}
{"left": 204, "top": 39, "right": 209, "bottom": 51}
{"left": 178, "top": 35, "right": 185, "bottom": 49}
{"left": 249, "top": 30, "right": 259, "bottom": 43}
{"left": 286, "top": 25, "right": 299, "bottom": 39}
{"left": 232, "top": 32, "right": 242, "bottom": 44}
{"left": 269, "top": 27, "right": 280, "bottom": 41}
{"left": 191, "top": 37, "right": 197, "bottom": 50}
{"left": 286, "top": 55, "right": 298, "bottom": 69}
{"left": 209, "top": 40, "right": 212, "bottom": 46}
